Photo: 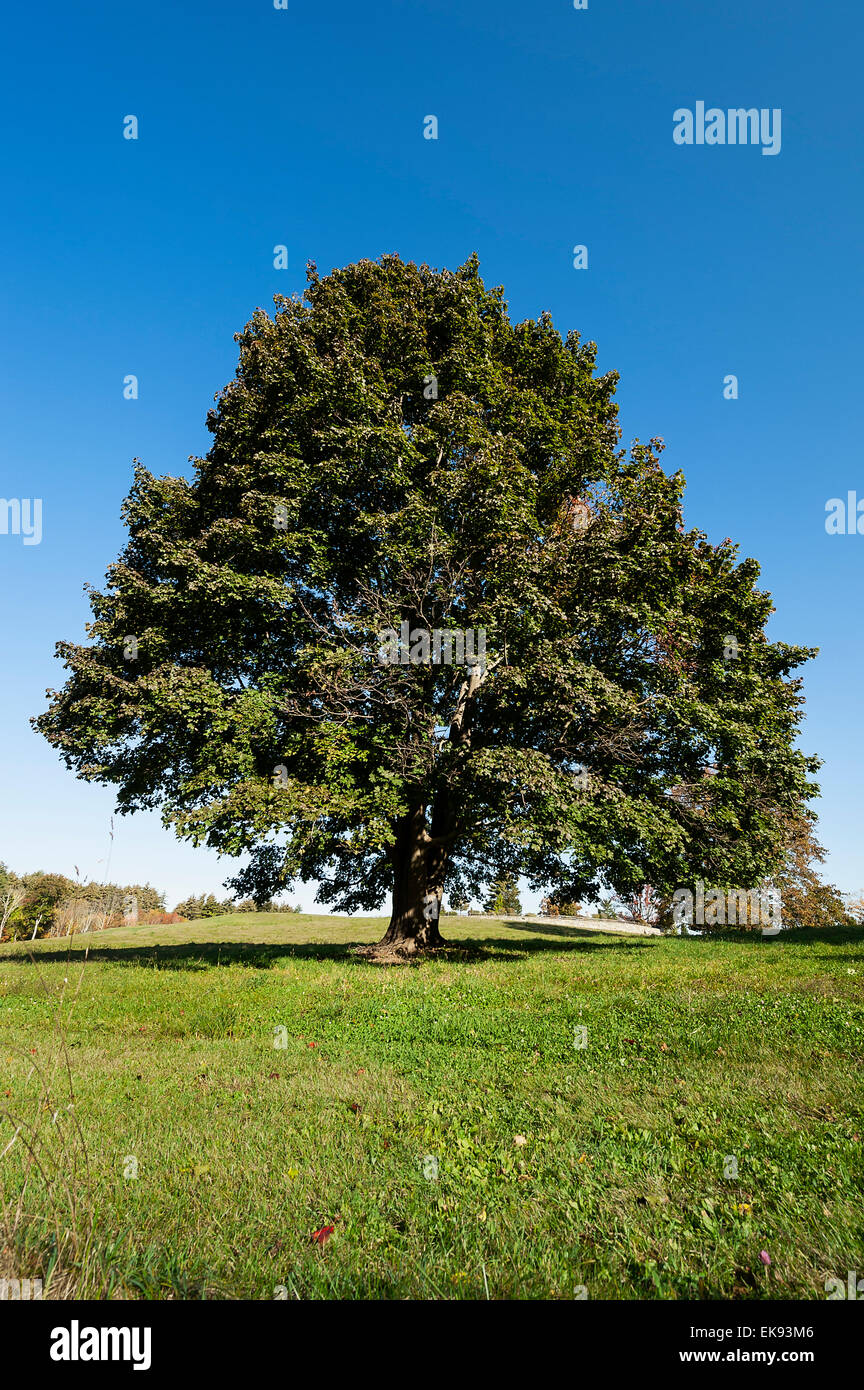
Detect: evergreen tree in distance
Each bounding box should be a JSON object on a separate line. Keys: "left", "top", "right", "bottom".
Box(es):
{"left": 484, "top": 874, "right": 522, "bottom": 917}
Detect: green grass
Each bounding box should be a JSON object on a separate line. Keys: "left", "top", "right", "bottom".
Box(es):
{"left": 1, "top": 914, "right": 862, "bottom": 1300}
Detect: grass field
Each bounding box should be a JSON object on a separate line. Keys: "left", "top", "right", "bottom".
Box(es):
{"left": 1, "top": 914, "right": 862, "bottom": 1300}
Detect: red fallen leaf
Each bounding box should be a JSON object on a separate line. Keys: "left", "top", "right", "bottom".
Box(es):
{"left": 312, "top": 1225, "right": 335, "bottom": 1245}
{"left": 268, "top": 1072, "right": 280, "bottom": 1079}
{"left": 307, "top": 1041, "right": 318, "bottom": 1049}
{"left": 348, "top": 1102, "right": 361, "bottom": 1113}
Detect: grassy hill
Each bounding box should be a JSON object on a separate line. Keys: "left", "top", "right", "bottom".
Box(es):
{"left": 1, "top": 914, "right": 862, "bottom": 1300}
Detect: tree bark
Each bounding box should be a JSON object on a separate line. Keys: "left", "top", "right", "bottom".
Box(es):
{"left": 375, "top": 806, "right": 446, "bottom": 956}
{"left": 367, "top": 660, "right": 492, "bottom": 960}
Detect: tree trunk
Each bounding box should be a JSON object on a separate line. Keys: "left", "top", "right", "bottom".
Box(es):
{"left": 373, "top": 806, "right": 447, "bottom": 957}
{"left": 366, "top": 662, "right": 488, "bottom": 961}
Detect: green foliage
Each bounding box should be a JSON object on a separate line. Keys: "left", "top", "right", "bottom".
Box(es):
{"left": 35, "top": 254, "right": 819, "bottom": 920}
{"left": 484, "top": 874, "right": 522, "bottom": 916}
{"left": 12, "top": 872, "right": 77, "bottom": 938}
{"left": 175, "top": 893, "right": 236, "bottom": 921}
{"left": 125, "top": 883, "right": 166, "bottom": 913}
{"left": 595, "top": 897, "right": 619, "bottom": 920}
{"left": 0, "top": 863, "right": 170, "bottom": 939}
{"left": 0, "top": 863, "right": 25, "bottom": 940}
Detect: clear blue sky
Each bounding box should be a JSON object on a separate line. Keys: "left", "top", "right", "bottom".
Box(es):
{"left": 1, "top": 0, "right": 861, "bottom": 912}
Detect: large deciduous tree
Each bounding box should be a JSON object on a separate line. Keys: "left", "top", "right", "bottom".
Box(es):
{"left": 36, "top": 255, "right": 818, "bottom": 959}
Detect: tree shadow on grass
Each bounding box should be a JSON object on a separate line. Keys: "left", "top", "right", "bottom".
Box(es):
{"left": 0, "top": 940, "right": 357, "bottom": 971}
{"left": 0, "top": 926, "right": 647, "bottom": 971}
{"left": 411, "top": 934, "right": 651, "bottom": 965}
{"left": 738, "top": 924, "right": 863, "bottom": 948}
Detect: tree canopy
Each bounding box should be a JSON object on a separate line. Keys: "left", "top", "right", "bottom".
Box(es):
{"left": 35, "top": 254, "right": 819, "bottom": 956}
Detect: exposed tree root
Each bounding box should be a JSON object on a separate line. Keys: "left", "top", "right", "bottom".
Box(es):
{"left": 351, "top": 938, "right": 448, "bottom": 966}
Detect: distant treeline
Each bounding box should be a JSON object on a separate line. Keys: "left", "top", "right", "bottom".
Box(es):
{"left": 174, "top": 894, "right": 302, "bottom": 920}
{"left": 0, "top": 864, "right": 301, "bottom": 941}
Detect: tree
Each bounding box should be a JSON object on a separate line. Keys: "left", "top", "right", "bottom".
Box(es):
{"left": 614, "top": 885, "right": 672, "bottom": 928}
{"left": 595, "top": 897, "right": 619, "bottom": 920}
{"left": 54, "top": 894, "right": 102, "bottom": 936}
{"left": 16, "top": 872, "right": 78, "bottom": 938}
{"left": 0, "top": 864, "right": 25, "bottom": 940}
{"left": 124, "top": 883, "right": 166, "bottom": 913}
{"left": 35, "top": 255, "right": 818, "bottom": 959}
{"left": 175, "top": 894, "right": 206, "bottom": 921}
{"left": 0, "top": 863, "right": 171, "bottom": 936}
{"left": 771, "top": 810, "right": 849, "bottom": 929}
{"left": 484, "top": 874, "right": 522, "bottom": 917}
{"left": 174, "top": 893, "right": 235, "bottom": 918}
